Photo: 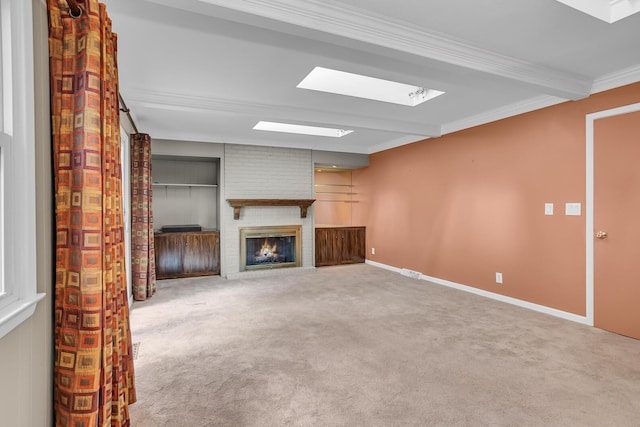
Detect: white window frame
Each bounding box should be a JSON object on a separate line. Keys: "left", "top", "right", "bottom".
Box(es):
{"left": 0, "top": 0, "right": 44, "bottom": 340}
{"left": 120, "top": 128, "right": 132, "bottom": 305}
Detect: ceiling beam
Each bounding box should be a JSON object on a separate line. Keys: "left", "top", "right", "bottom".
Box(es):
{"left": 126, "top": 89, "right": 442, "bottom": 137}
{"left": 181, "top": 0, "right": 593, "bottom": 100}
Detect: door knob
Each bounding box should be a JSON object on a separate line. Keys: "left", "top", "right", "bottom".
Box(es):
{"left": 595, "top": 231, "right": 608, "bottom": 239}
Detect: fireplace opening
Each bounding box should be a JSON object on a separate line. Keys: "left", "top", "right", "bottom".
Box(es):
{"left": 240, "top": 225, "right": 301, "bottom": 271}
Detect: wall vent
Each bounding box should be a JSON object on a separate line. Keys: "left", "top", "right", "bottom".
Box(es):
{"left": 401, "top": 268, "right": 422, "bottom": 279}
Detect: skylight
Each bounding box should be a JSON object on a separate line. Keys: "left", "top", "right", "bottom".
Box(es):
{"left": 555, "top": 0, "right": 640, "bottom": 23}
{"left": 297, "top": 67, "right": 444, "bottom": 107}
{"left": 253, "top": 121, "right": 353, "bottom": 138}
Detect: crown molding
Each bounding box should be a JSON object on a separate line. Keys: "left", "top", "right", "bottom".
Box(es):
{"left": 441, "top": 95, "right": 566, "bottom": 136}
{"left": 367, "top": 135, "right": 430, "bottom": 155}
{"left": 439, "top": 64, "right": 640, "bottom": 137}
{"left": 192, "top": 0, "right": 591, "bottom": 99}
{"left": 590, "top": 63, "right": 640, "bottom": 94}
{"left": 149, "top": 128, "right": 369, "bottom": 153}
{"left": 126, "top": 88, "right": 441, "bottom": 137}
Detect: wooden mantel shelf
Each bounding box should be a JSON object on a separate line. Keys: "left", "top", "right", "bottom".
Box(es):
{"left": 227, "top": 199, "right": 315, "bottom": 220}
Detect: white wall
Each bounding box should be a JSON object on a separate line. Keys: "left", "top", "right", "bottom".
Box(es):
{"left": 152, "top": 157, "right": 218, "bottom": 230}
{"left": 151, "top": 140, "right": 224, "bottom": 231}
{"left": 0, "top": 0, "right": 53, "bottom": 425}
{"left": 223, "top": 144, "right": 315, "bottom": 278}
{"left": 152, "top": 138, "right": 224, "bottom": 158}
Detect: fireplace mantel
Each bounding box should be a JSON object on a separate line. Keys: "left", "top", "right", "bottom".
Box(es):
{"left": 227, "top": 199, "right": 315, "bottom": 220}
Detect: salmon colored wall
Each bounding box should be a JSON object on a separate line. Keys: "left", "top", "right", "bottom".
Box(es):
{"left": 352, "top": 83, "right": 640, "bottom": 316}
{"left": 315, "top": 170, "right": 355, "bottom": 226}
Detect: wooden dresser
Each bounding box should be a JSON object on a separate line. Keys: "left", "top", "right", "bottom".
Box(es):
{"left": 315, "top": 226, "right": 366, "bottom": 267}
{"left": 154, "top": 230, "right": 220, "bottom": 279}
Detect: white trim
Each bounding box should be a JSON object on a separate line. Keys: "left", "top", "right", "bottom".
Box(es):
{"left": 585, "top": 102, "right": 640, "bottom": 327}
{"left": 367, "top": 135, "right": 430, "bottom": 155}
{"left": 0, "top": 294, "right": 45, "bottom": 339}
{"left": 127, "top": 89, "right": 440, "bottom": 137}
{"left": 397, "top": 67, "right": 640, "bottom": 153}
{"left": 0, "top": 0, "right": 43, "bottom": 340}
{"left": 366, "top": 259, "right": 403, "bottom": 274}
{"left": 590, "top": 64, "right": 640, "bottom": 94}
{"left": 120, "top": 129, "right": 132, "bottom": 306}
{"left": 366, "top": 260, "right": 590, "bottom": 325}
{"left": 441, "top": 95, "right": 566, "bottom": 136}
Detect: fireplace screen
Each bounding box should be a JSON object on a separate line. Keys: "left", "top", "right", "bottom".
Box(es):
{"left": 240, "top": 225, "right": 302, "bottom": 271}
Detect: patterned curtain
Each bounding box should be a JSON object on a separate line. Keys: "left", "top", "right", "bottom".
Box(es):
{"left": 48, "top": 1, "right": 136, "bottom": 426}
{"left": 131, "top": 133, "right": 156, "bottom": 300}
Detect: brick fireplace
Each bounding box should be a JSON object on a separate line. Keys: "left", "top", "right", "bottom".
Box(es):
{"left": 222, "top": 144, "right": 315, "bottom": 279}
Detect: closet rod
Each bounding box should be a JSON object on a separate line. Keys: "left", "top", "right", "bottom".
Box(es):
{"left": 64, "top": 0, "right": 82, "bottom": 18}
{"left": 119, "top": 93, "right": 139, "bottom": 135}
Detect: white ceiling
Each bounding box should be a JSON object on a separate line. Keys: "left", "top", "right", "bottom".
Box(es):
{"left": 104, "top": 0, "right": 640, "bottom": 154}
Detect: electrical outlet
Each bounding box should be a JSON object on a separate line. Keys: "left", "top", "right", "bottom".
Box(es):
{"left": 371, "top": 247, "right": 375, "bottom": 255}
{"left": 496, "top": 272, "right": 503, "bottom": 284}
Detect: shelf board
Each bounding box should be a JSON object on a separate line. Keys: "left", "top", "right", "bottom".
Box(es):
{"left": 227, "top": 198, "right": 315, "bottom": 220}
{"left": 314, "top": 183, "right": 353, "bottom": 187}
{"left": 153, "top": 183, "right": 218, "bottom": 188}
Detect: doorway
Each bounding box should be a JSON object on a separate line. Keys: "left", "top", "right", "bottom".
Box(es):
{"left": 588, "top": 104, "right": 640, "bottom": 339}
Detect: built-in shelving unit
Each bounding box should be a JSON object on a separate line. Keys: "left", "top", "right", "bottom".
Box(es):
{"left": 314, "top": 170, "right": 359, "bottom": 207}
{"left": 152, "top": 155, "right": 221, "bottom": 279}
{"left": 314, "top": 168, "right": 359, "bottom": 225}
{"left": 152, "top": 155, "right": 219, "bottom": 231}
{"left": 313, "top": 183, "right": 359, "bottom": 203}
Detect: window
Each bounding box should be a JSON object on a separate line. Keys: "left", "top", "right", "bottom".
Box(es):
{"left": 0, "top": 0, "right": 44, "bottom": 339}
{"left": 120, "top": 128, "right": 132, "bottom": 303}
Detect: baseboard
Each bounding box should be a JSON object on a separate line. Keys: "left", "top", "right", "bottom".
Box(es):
{"left": 366, "top": 259, "right": 403, "bottom": 274}
{"left": 365, "top": 260, "right": 590, "bottom": 326}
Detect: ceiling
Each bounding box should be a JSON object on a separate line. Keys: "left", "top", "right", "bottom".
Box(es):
{"left": 104, "top": 0, "right": 640, "bottom": 154}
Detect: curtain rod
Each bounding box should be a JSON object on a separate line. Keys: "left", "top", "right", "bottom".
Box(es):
{"left": 64, "top": 0, "right": 83, "bottom": 18}
{"left": 119, "top": 93, "right": 139, "bottom": 135}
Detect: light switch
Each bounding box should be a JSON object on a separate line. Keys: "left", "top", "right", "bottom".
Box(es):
{"left": 565, "top": 203, "right": 581, "bottom": 216}
{"left": 545, "top": 203, "right": 554, "bottom": 216}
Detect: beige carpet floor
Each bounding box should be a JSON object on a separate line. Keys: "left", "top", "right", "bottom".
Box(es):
{"left": 128, "top": 264, "right": 640, "bottom": 427}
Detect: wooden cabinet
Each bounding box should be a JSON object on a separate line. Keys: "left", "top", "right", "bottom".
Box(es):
{"left": 315, "top": 226, "right": 366, "bottom": 267}
{"left": 154, "top": 233, "right": 185, "bottom": 278}
{"left": 154, "top": 231, "right": 220, "bottom": 279}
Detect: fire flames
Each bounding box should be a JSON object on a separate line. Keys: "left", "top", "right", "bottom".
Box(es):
{"left": 256, "top": 238, "right": 279, "bottom": 262}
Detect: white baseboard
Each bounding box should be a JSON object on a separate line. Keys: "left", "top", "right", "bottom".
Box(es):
{"left": 366, "top": 260, "right": 590, "bottom": 326}
{"left": 366, "top": 260, "right": 403, "bottom": 274}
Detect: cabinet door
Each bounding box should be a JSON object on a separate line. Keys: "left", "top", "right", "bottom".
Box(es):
{"left": 315, "top": 228, "right": 341, "bottom": 267}
{"left": 183, "top": 232, "right": 219, "bottom": 276}
{"left": 341, "top": 227, "right": 366, "bottom": 264}
{"left": 154, "top": 234, "right": 185, "bottom": 279}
